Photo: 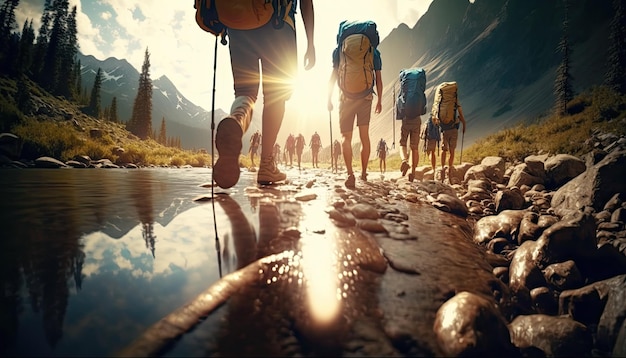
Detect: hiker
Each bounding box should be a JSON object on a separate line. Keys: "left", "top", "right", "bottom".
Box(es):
{"left": 212, "top": 0, "right": 315, "bottom": 188}
{"left": 327, "top": 20, "right": 383, "bottom": 189}
{"left": 295, "top": 133, "right": 306, "bottom": 169}
{"left": 376, "top": 138, "right": 388, "bottom": 173}
{"left": 310, "top": 131, "right": 322, "bottom": 168}
{"left": 249, "top": 130, "right": 261, "bottom": 166}
{"left": 285, "top": 133, "right": 296, "bottom": 167}
{"left": 396, "top": 68, "right": 427, "bottom": 182}
{"left": 273, "top": 142, "right": 282, "bottom": 166}
{"left": 332, "top": 139, "right": 341, "bottom": 173}
{"left": 432, "top": 82, "right": 466, "bottom": 182}
{"left": 421, "top": 116, "right": 440, "bottom": 176}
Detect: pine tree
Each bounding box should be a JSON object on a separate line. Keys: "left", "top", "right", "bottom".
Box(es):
{"left": 57, "top": 5, "right": 78, "bottom": 99}
{"left": 41, "top": 0, "right": 70, "bottom": 92}
{"left": 128, "top": 47, "right": 153, "bottom": 139}
{"left": 32, "top": 0, "right": 53, "bottom": 79}
{"left": 88, "top": 67, "right": 102, "bottom": 117}
{"left": 605, "top": 0, "right": 626, "bottom": 94}
{"left": 0, "top": 0, "right": 20, "bottom": 74}
{"left": 554, "top": 0, "right": 574, "bottom": 117}
{"left": 17, "top": 19, "right": 35, "bottom": 75}
{"left": 110, "top": 97, "right": 118, "bottom": 123}
{"left": 158, "top": 117, "right": 167, "bottom": 145}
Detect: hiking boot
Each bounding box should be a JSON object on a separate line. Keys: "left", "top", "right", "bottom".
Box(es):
{"left": 345, "top": 174, "right": 356, "bottom": 189}
{"left": 213, "top": 117, "right": 243, "bottom": 189}
{"left": 257, "top": 155, "right": 286, "bottom": 185}
{"left": 400, "top": 161, "right": 410, "bottom": 176}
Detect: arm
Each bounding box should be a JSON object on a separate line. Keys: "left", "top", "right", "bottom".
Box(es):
{"left": 457, "top": 105, "right": 466, "bottom": 134}
{"left": 374, "top": 70, "right": 382, "bottom": 114}
{"left": 300, "top": 0, "right": 315, "bottom": 70}
{"left": 327, "top": 68, "right": 337, "bottom": 112}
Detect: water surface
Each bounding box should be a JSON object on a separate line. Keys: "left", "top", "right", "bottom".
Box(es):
{"left": 0, "top": 167, "right": 269, "bottom": 356}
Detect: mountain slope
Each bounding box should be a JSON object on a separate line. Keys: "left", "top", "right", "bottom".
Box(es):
{"left": 375, "top": 0, "right": 614, "bottom": 146}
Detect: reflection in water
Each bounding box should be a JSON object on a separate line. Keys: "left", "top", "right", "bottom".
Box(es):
{"left": 0, "top": 168, "right": 226, "bottom": 356}
{"left": 130, "top": 171, "right": 156, "bottom": 258}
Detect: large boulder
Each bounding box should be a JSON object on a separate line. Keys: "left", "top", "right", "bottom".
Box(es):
{"left": 551, "top": 149, "right": 626, "bottom": 216}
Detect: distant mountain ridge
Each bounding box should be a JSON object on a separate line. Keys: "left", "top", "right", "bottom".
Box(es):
{"left": 77, "top": 53, "right": 226, "bottom": 150}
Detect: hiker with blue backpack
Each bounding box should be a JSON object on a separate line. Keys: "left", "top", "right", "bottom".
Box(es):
{"left": 327, "top": 20, "right": 383, "bottom": 189}
{"left": 396, "top": 67, "right": 428, "bottom": 182}
{"left": 195, "top": 0, "right": 315, "bottom": 188}
{"left": 431, "top": 81, "right": 466, "bottom": 182}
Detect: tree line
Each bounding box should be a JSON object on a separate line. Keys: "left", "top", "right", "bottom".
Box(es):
{"left": 0, "top": 0, "right": 180, "bottom": 146}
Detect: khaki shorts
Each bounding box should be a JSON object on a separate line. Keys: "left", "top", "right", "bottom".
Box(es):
{"left": 441, "top": 128, "right": 458, "bottom": 152}
{"left": 339, "top": 93, "right": 373, "bottom": 134}
{"left": 399, "top": 117, "right": 421, "bottom": 150}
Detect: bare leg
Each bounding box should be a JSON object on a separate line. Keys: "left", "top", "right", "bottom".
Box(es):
{"left": 358, "top": 124, "right": 370, "bottom": 179}
{"left": 342, "top": 132, "right": 353, "bottom": 176}
{"left": 260, "top": 98, "right": 284, "bottom": 160}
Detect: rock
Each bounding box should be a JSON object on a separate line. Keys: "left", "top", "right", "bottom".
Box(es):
{"left": 433, "top": 291, "right": 517, "bottom": 357}
{"left": 509, "top": 314, "right": 593, "bottom": 356}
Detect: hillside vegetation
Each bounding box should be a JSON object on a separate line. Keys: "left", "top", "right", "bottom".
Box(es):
{"left": 0, "top": 76, "right": 213, "bottom": 167}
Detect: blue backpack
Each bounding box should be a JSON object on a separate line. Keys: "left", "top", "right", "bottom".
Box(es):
{"left": 336, "top": 20, "right": 380, "bottom": 49}
{"left": 396, "top": 68, "right": 427, "bottom": 119}
{"left": 194, "top": 0, "right": 291, "bottom": 45}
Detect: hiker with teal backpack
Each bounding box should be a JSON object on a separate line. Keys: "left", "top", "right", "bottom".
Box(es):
{"left": 431, "top": 81, "right": 466, "bottom": 182}
{"left": 195, "top": 0, "right": 315, "bottom": 188}
{"left": 396, "top": 67, "right": 428, "bottom": 182}
{"left": 327, "top": 20, "right": 383, "bottom": 189}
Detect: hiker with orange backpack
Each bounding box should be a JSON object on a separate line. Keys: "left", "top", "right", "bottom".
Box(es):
{"left": 327, "top": 20, "right": 383, "bottom": 189}
{"left": 200, "top": 0, "right": 315, "bottom": 188}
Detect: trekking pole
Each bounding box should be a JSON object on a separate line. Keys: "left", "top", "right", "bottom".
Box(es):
{"left": 328, "top": 110, "right": 334, "bottom": 173}
{"left": 209, "top": 35, "right": 223, "bottom": 279}
{"left": 392, "top": 86, "right": 396, "bottom": 149}
{"left": 459, "top": 130, "right": 464, "bottom": 165}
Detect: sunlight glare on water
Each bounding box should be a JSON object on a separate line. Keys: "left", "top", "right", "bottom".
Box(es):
{"left": 300, "top": 233, "right": 340, "bottom": 326}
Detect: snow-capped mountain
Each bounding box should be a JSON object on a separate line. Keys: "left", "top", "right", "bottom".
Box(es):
{"left": 78, "top": 53, "right": 226, "bottom": 150}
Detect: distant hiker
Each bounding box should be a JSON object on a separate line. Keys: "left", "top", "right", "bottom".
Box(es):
{"left": 310, "top": 131, "right": 322, "bottom": 168}
{"left": 327, "top": 20, "right": 383, "bottom": 189}
{"left": 421, "top": 116, "right": 440, "bottom": 175}
{"left": 273, "top": 142, "right": 282, "bottom": 165}
{"left": 396, "top": 68, "right": 427, "bottom": 182}
{"left": 249, "top": 130, "right": 261, "bottom": 166}
{"left": 431, "top": 81, "right": 466, "bottom": 182}
{"left": 295, "top": 133, "right": 306, "bottom": 169}
{"left": 208, "top": 0, "right": 315, "bottom": 188}
{"left": 285, "top": 133, "right": 296, "bottom": 166}
{"left": 376, "top": 138, "right": 388, "bottom": 173}
{"left": 332, "top": 139, "right": 342, "bottom": 173}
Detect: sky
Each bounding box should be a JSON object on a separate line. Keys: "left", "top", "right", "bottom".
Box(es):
{"left": 15, "top": 0, "right": 433, "bottom": 143}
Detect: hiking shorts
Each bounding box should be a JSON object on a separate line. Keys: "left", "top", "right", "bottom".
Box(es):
{"left": 424, "top": 139, "right": 437, "bottom": 153}
{"left": 229, "top": 21, "right": 297, "bottom": 102}
{"left": 399, "top": 117, "right": 421, "bottom": 150}
{"left": 441, "top": 128, "right": 458, "bottom": 152}
{"left": 339, "top": 93, "right": 373, "bottom": 134}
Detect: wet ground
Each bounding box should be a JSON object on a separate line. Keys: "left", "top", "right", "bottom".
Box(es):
{"left": 117, "top": 166, "right": 502, "bottom": 357}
